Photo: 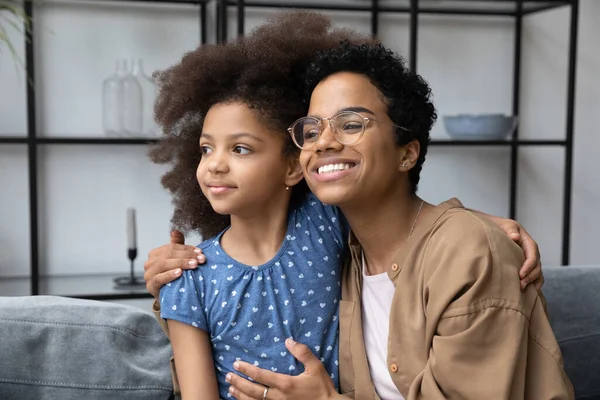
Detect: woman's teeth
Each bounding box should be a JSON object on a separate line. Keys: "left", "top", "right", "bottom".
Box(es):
{"left": 317, "top": 163, "right": 353, "bottom": 175}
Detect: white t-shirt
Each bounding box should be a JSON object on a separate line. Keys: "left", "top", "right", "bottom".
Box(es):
{"left": 361, "top": 252, "right": 405, "bottom": 400}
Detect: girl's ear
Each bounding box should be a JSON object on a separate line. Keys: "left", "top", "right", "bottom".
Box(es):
{"left": 285, "top": 156, "right": 304, "bottom": 188}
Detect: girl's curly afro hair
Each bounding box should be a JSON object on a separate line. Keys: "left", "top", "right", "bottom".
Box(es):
{"left": 149, "top": 11, "right": 371, "bottom": 239}
{"left": 303, "top": 41, "right": 437, "bottom": 193}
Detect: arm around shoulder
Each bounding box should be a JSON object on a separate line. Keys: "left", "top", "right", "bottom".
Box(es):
{"left": 153, "top": 299, "right": 171, "bottom": 338}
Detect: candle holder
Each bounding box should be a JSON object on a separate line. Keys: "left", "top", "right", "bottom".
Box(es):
{"left": 114, "top": 248, "right": 146, "bottom": 290}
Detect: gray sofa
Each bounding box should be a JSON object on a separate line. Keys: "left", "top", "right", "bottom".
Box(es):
{"left": 0, "top": 265, "right": 598, "bottom": 399}
{"left": 544, "top": 265, "right": 600, "bottom": 399}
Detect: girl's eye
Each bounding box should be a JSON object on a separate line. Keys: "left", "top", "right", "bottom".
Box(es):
{"left": 200, "top": 145, "right": 212, "bottom": 155}
{"left": 233, "top": 146, "right": 252, "bottom": 155}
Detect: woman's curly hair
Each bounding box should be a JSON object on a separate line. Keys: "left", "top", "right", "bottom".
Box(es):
{"left": 303, "top": 41, "right": 437, "bottom": 193}
{"left": 149, "top": 12, "right": 371, "bottom": 239}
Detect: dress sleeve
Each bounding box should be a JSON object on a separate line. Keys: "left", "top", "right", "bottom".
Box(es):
{"left": 304, "top": 193, "right": 347, "bottom": 249}
{"left": 159, "top": 269, "right": 209, "bottom": 333}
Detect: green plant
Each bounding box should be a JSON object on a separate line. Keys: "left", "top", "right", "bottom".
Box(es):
{"left": 0, "top": 0, "right": 31, "bottom": 70}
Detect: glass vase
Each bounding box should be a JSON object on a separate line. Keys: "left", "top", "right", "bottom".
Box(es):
{"left": 131, "top": 59, "right": 159, "bottom": 137}
{"left": 120, "top": 60, "right": 143, "bottom": 137}
{"left": 102, "top": 60, "right": 125, "bottom": 137}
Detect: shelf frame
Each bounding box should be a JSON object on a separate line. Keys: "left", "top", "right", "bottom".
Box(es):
{"left": 221, "top": 0, "right": 579, "bottom": 266}
{"left": 223, "top": 0, "right": 571, "bottom": 17}
{"left": 12, "top": 0, "right": 209, "bottom": 300}
{"left": 5, "top": 0, "right": 578, "bottom": 300}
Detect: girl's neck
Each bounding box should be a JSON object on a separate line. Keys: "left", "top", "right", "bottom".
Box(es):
{"left": 220, "top": 195, "right": 291, "bottom": 267}
{"left": 341, "top": 186, "right": 424, "bottom": 276}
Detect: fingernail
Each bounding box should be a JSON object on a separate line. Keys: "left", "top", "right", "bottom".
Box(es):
{"left": 229, "top": 387, "right": 235, "bottom": 394}
{"left": 197, "top": 255, "right": 205, "bottom": 262}
{"left": 233, "top": 361, "right": 240, "bottom": 370}
{"left": 173, "top": 269, "right": 181, "bottom": 276}
{"left": 287, "top": 337, "right": 296, "bottom": 346}
{"left": 188, "top": 260, "right": 197, "bottom": 266}
{"left": 193, "top": 248, "right": 201, "bottom": 253}
{"left": 226, "top": 373, "right": 232, "bottom": 382}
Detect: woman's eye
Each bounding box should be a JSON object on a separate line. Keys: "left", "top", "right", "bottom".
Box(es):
{"left": 342, "top": 122, "right": 362, "bottom": 131}
{"left": 233, "top": 146, "right": 252, "bottom": 155}
{"left": 200, "top": 145, "right": 212, "bottom": 155}
{"left": 304, "top": 130, "right": 319, "bottom": 141}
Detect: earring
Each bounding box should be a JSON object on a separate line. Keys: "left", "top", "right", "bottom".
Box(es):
{"left": 400, "top": 162, "right": 408, "bottom": 168}
{"left": 286, "top": 186, "right": 290, "bottom": 191}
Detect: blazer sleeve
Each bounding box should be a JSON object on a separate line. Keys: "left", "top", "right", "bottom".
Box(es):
{"left": 406, "top": 213, "right": 573, "bottom": 399}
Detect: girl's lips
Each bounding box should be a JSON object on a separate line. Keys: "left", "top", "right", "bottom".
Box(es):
{"left": 208, "top": 186, "right": 235, "bottom": 195}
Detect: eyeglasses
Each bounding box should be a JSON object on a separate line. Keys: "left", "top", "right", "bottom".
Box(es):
{"left": 287, "top": 110, "right": 410, "bottom": 150}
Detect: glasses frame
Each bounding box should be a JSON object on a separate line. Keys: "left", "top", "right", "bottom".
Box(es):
{"left": 287, "top": 110, "right": 410, "bottom": 150}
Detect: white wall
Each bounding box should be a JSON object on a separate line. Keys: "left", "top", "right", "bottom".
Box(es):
{"left": 0, "top": 1, "right": 598, "bottom": 283}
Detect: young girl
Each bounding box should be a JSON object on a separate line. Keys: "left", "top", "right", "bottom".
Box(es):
{"left": 153, "top": 13, "right": 366, "bottom": 400}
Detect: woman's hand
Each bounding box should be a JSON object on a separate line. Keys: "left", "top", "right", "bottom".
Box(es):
{"left": 485, "top": 214, "right": 544, "bottom": 291}
{"left": 143, "top": 230, "right": 206, "bottom": 298}
{"left": 227, "top": 338, "right": 338, "bottom": 400}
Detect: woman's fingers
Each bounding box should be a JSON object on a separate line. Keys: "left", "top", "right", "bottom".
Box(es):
{"left": 143, "top": 237, "right": 206, "bottom": 298}
{"left": 227, "top": 372, "right": 271, "bottom": 400}
{"left": 170, "top": 230, "right": 185, "bottom": 244}
{"left": 145, "top": 269, "right": 183, "bottom": 298}
{"left": 284, "top": 338, "right": 322, "bottom": 372}
{"left": 231, "top": 361, "right": 284, "bottom": 388}
{"left": 533, "top": 265, "right": 545, "bottom": 291}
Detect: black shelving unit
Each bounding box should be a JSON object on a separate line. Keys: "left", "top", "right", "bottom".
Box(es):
{"left": 217, "top": 0, "right": 579, "bottom": 266}
{"left": 0, "top": 0, "right": 209, "bottom": 300}
{"left": 2, "top": 0, "right": 579, "bottom": 300}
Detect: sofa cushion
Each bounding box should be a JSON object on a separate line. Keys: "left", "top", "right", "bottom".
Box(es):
{"left": 543, "top": 265, "right": 600, "bottom": 400}
{"left": 0, "top": 296, "right": 173, "bottom": 400}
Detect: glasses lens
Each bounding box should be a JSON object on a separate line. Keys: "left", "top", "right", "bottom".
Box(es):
{"left": 332, "top": 112, "right": 365, "bottom": 144}
{"left": 291, "top": 118, "right": 320, "bottom": 148}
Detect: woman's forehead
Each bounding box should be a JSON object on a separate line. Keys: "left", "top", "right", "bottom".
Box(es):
{"left": 308, "top": 72, "right": 387, "bottom": 116}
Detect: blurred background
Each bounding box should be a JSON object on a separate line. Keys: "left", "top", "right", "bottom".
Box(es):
{"left": 0, "top": 0, "right": 598, "bottom": 304}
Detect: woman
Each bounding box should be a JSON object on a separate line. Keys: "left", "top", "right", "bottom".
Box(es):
{"left": 223, "top": 42, "right": 573, "bottom": 399}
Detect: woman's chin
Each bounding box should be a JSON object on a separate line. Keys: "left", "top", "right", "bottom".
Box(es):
{"left": 310, "top": 186, "right": 354, "bottom": 207}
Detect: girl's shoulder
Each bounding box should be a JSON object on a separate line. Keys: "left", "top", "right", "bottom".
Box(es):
{"left": 295, "top": 192, "right": 339, "bottom": 219}
{"left": 290, "top": 193, "right": 348, "bottom": 248}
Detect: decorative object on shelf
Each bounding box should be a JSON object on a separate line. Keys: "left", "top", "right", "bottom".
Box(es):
{"left": 131, "top": 58, "right": 160, "bottom": 138}
{"left": 443, "top": 114, "right": 518, "bottom": 141}
{"left": 114, "top": 207, "right": 145, "bottom": 290}
{"left": 102, "top": 59, "right": 125, "bottom": 136}
{"left": 102, "top": 59, "right": 143, "bottom": 137}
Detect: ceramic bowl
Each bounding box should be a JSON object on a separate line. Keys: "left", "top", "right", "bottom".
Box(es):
{"left": 443, "top": 114, "right": 517, "bottom": 140}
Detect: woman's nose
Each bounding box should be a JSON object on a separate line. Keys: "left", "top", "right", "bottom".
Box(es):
{"left": 314, "top": 119, "right": 343, "bottom": 152}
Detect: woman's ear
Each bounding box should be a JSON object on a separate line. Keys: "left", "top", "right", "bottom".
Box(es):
{"left": 285, "top": 156, "right": 305, "bottom": 188}
{"left": 398, "top": 139, "right": 421, "bottom": 171}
